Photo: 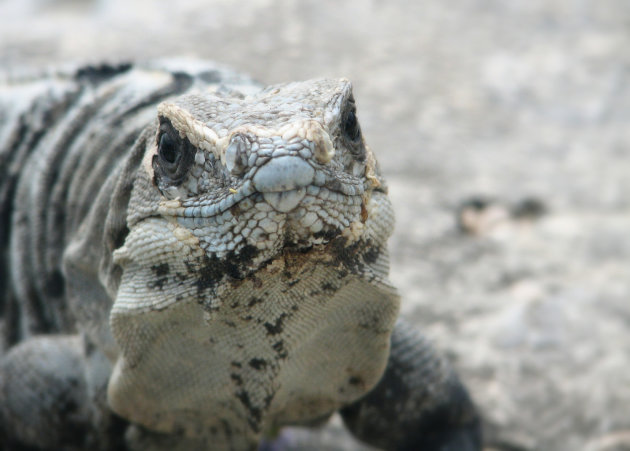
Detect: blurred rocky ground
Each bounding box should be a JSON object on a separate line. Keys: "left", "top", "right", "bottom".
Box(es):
{"left": 1, "top": 0, "right": 629, "bottom": 449}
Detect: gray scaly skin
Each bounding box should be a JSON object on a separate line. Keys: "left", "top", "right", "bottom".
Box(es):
{"left": 0, "top": 60, "right": 481, "bottom": 450}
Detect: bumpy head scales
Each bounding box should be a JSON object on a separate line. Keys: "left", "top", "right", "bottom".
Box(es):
{"left": 133, "top": 78, "right": 386, "bottom": 265}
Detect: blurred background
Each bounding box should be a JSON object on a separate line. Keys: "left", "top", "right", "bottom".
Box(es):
{"left": 1, "top": 0, "right": 629, "bottom": 449}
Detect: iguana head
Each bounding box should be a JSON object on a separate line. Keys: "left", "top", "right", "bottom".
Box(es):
{"left": 115, "top": 78, "right": 392, "bottom": 285}
{"left": 151, "top": 78, "right": 383, "bottom": 256}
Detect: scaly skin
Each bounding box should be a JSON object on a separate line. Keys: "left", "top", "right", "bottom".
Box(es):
{"left": 0, "top": 60, "right": 481, "bottom": 450}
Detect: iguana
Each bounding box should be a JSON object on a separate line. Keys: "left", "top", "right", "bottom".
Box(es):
{"left": 0, "top": 60, "right": 481, "bottom": 451}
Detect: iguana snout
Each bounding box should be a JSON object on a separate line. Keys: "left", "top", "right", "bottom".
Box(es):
{"left": 252, "top": 155, "right": 314, "bottom": 212}
{"left": 147, "top": 78, "right": 380, "bottom": 260}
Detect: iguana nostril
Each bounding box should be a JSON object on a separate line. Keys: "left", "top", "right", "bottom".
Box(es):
{"left": 225, "top": 134, "right": 249, "bottom": 175}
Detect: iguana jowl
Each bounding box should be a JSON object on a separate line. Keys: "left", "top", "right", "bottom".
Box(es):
{"left": 0, "top": 60, "right": 481, "bottom": 450}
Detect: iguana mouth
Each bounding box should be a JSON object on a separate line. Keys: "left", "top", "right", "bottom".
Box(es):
{"left": 157, "top": 154, "right": 366, "bottom": 218}
{"left": 157, "top": 179, "right": 257, "bottom": 218}
{"left": 156, "top": 148, "right": 369, "bottom": 258}
{"left": 158, "top": 186, "right": 367, "bottom": 260}
{"left": 158, "top": 183, "right": 365, "bottom": 220}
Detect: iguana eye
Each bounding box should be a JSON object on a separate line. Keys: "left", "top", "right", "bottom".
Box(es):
{"left": 343, "top": 108, "right": 361, "bottom": 142}
{"left": 153, "top": 118, "right": 195, "bottom": 188}
{"left": 159, "top": 131, "right": 179, "bottom": 165}
{"left": 340, "top": 99, "right": 365, "bottom": 162}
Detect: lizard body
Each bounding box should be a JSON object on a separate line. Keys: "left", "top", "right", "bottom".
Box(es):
{"left": 0, "top": 60, "right": 481, "bottom": 450}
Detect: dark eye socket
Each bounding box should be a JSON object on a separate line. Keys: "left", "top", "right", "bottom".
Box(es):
{"left": 343, "top": 108, "right": 361, "bottom": 142}
{"left": 153, "top": 118, "right": 195, "bottom": 189}
{"left": 159, "top": 131, "right": 180, "bottom": 165}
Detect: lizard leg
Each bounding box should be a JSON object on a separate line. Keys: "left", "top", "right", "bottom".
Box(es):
{"left": 0, "top": 335, "right": 126, "bottom": 450}
{"left": 340, "top": 320, "right": 482, "bottom": 451}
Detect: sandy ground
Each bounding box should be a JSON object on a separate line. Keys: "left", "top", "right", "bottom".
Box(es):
{"left": 1, "top": 0, "right": 630, "bottom": 449}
